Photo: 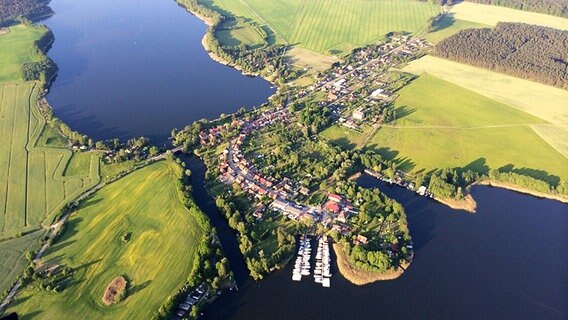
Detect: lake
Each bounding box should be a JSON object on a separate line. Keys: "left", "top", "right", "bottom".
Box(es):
{"left": 40, "top": 0, "right": 567, "bottom": 318}
{"left": 197, "top": 172, "right": 567, "bottom": 320}
{"left": 42, "top": 0, "right": 274, "bottom": 144}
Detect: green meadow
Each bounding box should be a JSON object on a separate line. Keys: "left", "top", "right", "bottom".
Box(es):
{"left": 7, "top": 161, "right": 206, "bottom": 319}
{"left": 365, "top": 74, "right": 568, "bottom": 182}
{"left": 203, "top": 0, "right": 440, "bottom": 54}
{"left": 0, "top": 24, "right": 46, "bottom": 82}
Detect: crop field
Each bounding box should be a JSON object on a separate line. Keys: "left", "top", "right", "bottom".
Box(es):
{"left": 0, "top": 83, "right": 100, "bottom": 239}
{"left": 0, "top": 24, "right": 45, "bottom": 82}
{"left": 204, "top": 0, "right": 440, "bottom": 54}
{"left": 531, "top": 125, "right": 568, "bottom": 158}
{"left": 450, "top": 1, "right": 568, "bottom": 31}
{"left": 365, "top": 74, "right": 568, "bottom": 182}
{"left": 402, "top": 56, "right": 568, "bottom": 125}
{"left": 7, "top": 161, "right": 206, "bottom": 319}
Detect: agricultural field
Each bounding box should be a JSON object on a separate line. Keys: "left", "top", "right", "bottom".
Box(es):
{"left": 402, "top": 56, "right": 568, "bottom": 125}
{"left": 0, "top": 24, "right": 46, "bottom": 82}
{"left": 6, "top": 161, "right": 206, "bottom": 319}
{"left": 0, "top": 23, "right": 101, "bottom": 296}
{"left": 204, "top": 0, "right": 440, "bottom": 54}
{"left": 449, "top": 1, "right": 568, "bottom": 31}
{"left": 365, "top": 74, "right": 568, "bottom": 182}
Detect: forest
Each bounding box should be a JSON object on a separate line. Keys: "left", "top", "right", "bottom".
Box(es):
{"left": 0, "top": 0, "right": 52, "bottom": 26}
{"left": 434, "top": 22, "right": 568, "bottom": 89}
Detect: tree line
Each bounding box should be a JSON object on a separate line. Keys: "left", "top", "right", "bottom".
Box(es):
{"left": 434, "top": 22, "right": 568, "bottom": 89}
{"left": 0, "top": 0, "right": 52, "bottom": 26}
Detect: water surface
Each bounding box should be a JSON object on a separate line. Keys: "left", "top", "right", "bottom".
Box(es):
{"left": 44, "top": 0, "right": 274, "bottom": 143}
{"left": 198, "top": 173, "right": 567, "bottom": 319}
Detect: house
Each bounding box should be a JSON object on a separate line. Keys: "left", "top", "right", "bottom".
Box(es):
{"left": 328, "top": 193, "right": 343, "bottom": 203}
{"left": 325, "top": 201, "right": 341, "bottom": 213}
{"left": 354, "top": 235, "right": 368, "bottom": 245}
{"left": 337, "top": 211, "right": 349, "bottom": 223}
{"left": 299, "top": 186, "right": 310, "bottom": 196}
{"left": 271, "top": 199, "right": 289, "bottom": 211}
{"left": 352, "top": 109, "right": 365, "bottom": 121}
{"left": 253, "top": 204, "right": 266, "bottom": 219}
{"left": 417, "top": 185, "right": 427, "bottom": 196}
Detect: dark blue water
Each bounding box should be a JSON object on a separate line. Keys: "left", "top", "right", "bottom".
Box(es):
{"left": 43, "top": 0, "right": 274, "bottom": 143}
{"left": 199, "top": 173, "right": 568, "bottom": 320}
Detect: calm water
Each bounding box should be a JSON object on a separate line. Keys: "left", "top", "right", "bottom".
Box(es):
{"left": 196, "top": 172, "right": 567, "bottom": 320}
{"left": 43, "top": 0, "right": 274, "bottom": 143}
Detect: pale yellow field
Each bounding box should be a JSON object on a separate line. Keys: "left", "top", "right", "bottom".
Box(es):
{"left": 450, "top": 2, "right": 568, "bottom": 31}
{"left": 402, "top": 56, "right": 568, "bottom": 124}
{"left": 531, "top": 125, "right": 568, "bottom": 158}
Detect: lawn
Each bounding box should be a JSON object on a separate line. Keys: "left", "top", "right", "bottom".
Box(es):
{"left": 450, "top": 1, "right": 568, "bottom": 31}
{"left": 321, "top": 124, "right": 374, "bottom": 149}
{"left": 7, "top": 161, "right": 206, "bottom": 319}
{"left": 365, "top": 74, "right": 568, "bottom": 182}
{"left": 402, "top": 56, "right": 568, "bottom": 125}
{"left": 0, "top": 24, "right": 46, "bottom": 82}
{"left": 63, "top": 152, "right": 93, "bottom": 177}
{"left": 203, "top": 0, "right": 440, "bottom": 54}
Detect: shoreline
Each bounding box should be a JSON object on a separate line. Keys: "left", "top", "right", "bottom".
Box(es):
{"left": 434, "top": 179, "right": 568, "bottom": 213}
{"left": 184, "top": 7, "right": 275, "bottom": 82}
{"left": 333, "top": 243, "right": 408, "bottom": 285}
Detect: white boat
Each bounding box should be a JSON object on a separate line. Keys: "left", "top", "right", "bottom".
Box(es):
{"left": 322, "top": 277, "right": 330, "bottom": 287}
{"left": 292, "top": 273, "right": 302, "bottom": 281}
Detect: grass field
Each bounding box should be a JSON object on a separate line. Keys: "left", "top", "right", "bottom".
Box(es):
{"left": 402, "top": 56, "right": 568, "bottom": 125}
{"left": 321, "top": 124, "right": 375, "bottom": 149}
{"left": 531, "top": 125, "right": 568, "bottom": 158}
{"left": 204, "top": 0, "right": 440, "bottom": 54}
{"left": 450, "top": 1, "right": 568, "bottom": 31}
{"left": 0, "top": 230, "right": 46, "bottom": 294}
{"left": 6, "top": 161, "right": 206, "bottom": 319}
{"left": 365, "top": 74, "right": 568, "bottom": 182}
{"left": 0, "top": 24, "right": 46, "bottom": 82}
{"left": 215, "top": 19, "right": 267, "bottom": 48}
{"left": 424, "top": 13, "right": 490, "bottom": 44}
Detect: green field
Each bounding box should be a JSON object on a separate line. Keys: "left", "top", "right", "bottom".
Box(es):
{"left": 321, "top": 124, "right": 375, "bottom": 149}
{"left": 424, "top": 14, "right": 490, "bottom": 44}
{"left": 0, "top": 24, "right": 101, "bottom": 294}
{"left": 7, "top": 161, "right": 205, "bottom": 319}
{"left": 402, "top": 56, "right": 568, "bottom": 125}
{"left": 204, "top": 0, "right": 440, "bottom": 54}
{"left": 215, "top": 19, "right": 267, "bottom": 48}
{"left": 0, "top": 24, "right": 46, "bottom": 82}
{"left": 450, "top": 1, "right": 568, "bottom": 31}
{"left": 0, "top": 230, "right": 46, "bottom": 295}
{"left": 366, "top": 74, "right": 568, "bottom": 182}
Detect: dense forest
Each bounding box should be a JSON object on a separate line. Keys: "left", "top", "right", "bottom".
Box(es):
{"left": 0, "top": 0, "right": 52, "bottom": 26}
{"left": 434, "top": 22, "right": 568, "bottom": 89}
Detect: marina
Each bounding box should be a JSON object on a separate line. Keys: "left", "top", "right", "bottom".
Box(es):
{"left": 292, "top": 236, "right": 312, "bottom": 281}
{"left": 291, "top": 235, "right": 332, "bottom": 288}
